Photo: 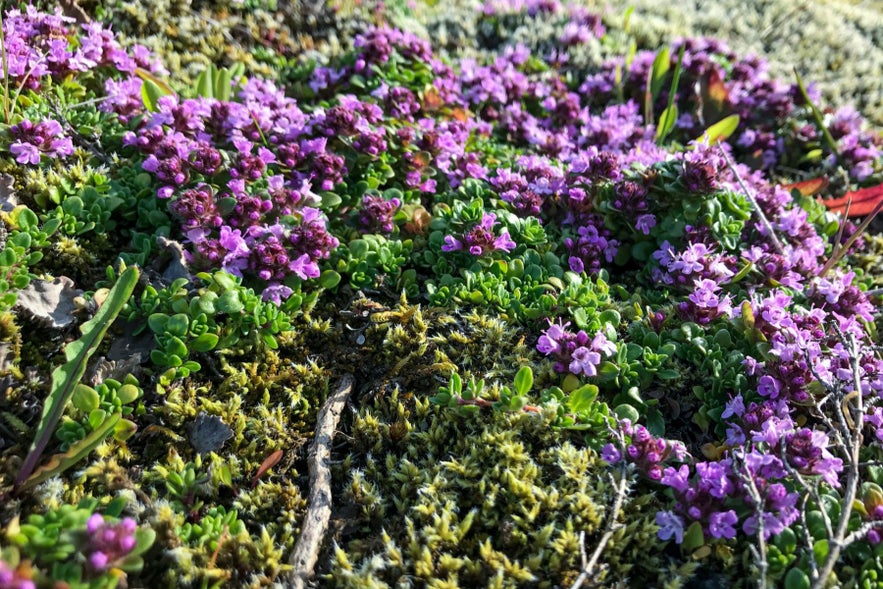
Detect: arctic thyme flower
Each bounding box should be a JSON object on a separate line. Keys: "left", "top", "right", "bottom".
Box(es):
{"left": 84, "top": 514, "right": 138, "bottom": 573}
{"left": 360, "top": 194, "right": 401, "bottom": 234}
{"left": 655, "top": 510, "right": 685, "bottom": 544}
{"left": 442, "top": 213, "right": 515, "bottom": 256}
{"left": 8, "top": 119, "right": 74, "bottom": 164}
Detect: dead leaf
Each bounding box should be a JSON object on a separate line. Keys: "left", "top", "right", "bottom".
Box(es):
{"left": 251, "top": 449, "right": 283, "bottom": 488}
{"left": 15, "top": 277, "right": 83, "bottom": 329}
{"left": 783, "top": 176, "right": 829, "bottom": 197}
{"left": 822, "top": 181, "right": 883, "bottom": 217}
{"left": 187, "top": 412, "right": 233, "bottom": 455}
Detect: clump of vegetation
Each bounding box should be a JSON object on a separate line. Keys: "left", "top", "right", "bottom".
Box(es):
{"left": 0, "top": 2, "right": 882, "bottom": 588}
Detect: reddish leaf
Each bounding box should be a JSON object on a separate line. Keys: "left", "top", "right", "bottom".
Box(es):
{"left": 700, "top": 69, "right": 730, "bottom": 125}
{"left": 822, "top": 182, "right": 883, "bottom": 217}
{"left": 251, "top": 449, "right": 283, "bottom": 488}
{"left": 783, "top": 176, "right": 829, "bottom": 197}
{"left": 422, "top": 87, "right": 442, "bottom": 111}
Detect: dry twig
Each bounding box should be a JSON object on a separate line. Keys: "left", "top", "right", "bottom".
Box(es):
{"left": 570, "top": 445, "right": 630, "bottom": 589}
{"left": 287, "top": 374, "right": 354, "bottom": 589}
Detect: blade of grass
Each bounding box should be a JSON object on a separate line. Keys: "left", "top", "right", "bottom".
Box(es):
{"left": 15, "top": 266, "right": 139, "bottom": 488}
{"left": 655, "top": 44, "right": 685, "bottom": 145}
{"left": 819, "top": 196, "right": 883, "bottom": 278}
{"left": 794, "top": 68, "right": 841, "bottom": 165}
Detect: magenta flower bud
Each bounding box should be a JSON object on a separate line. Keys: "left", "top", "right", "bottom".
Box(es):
{"left": 87, "top": 513, "right": 105, "bottom": 534}
{"left": 89, "top": 551, "right": 109, "bottom": 571}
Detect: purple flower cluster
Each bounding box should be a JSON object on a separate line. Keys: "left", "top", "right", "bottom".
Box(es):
{"left": 651, "top": 240, "right": 734, "bottom": 288}
{"left": 117, "top": 82, "right": 351, "bottom": 300}
{"left": 2, "top": 6, "right": 162, "bottom": 92}
{"left": 601, "top": 420, "right": 686, "bottom": 480}
{"left": 8, "top": 119, "right": 74, "bottom": 165}
{"left": 677, "top": 278, "right": 734, "bottom": 324}
{"left": 359, "top": 194, "right": 401, "bottom": 234}
{"left": 442, "top": 213, "right": 515, "bottom": 256}
{"left": 84, "top": 514, "right": 138, "bottom": 573}
{"left": 824, "top": 106, "right": 882, "bottom": 181}
{"left": 564, "top": 214, "right": 619, "bottom": 274}
{"left": 0, "top": 561, "right": 34, "bottom": 589}
{"left": 536, "top": 320, "right": 616, "bottom": 377}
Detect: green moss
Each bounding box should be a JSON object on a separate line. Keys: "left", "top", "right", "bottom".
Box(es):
{"left": 331, "top": 387, "right": 678, "bottom": 587}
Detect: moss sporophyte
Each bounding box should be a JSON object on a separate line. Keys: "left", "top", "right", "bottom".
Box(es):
{"left": 0, "top": 2, "right": 882, "bottom": 588}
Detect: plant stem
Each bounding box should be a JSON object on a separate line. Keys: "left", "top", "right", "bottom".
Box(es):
{"left": 718, "top": 145, "right": 785, "bottom": 256}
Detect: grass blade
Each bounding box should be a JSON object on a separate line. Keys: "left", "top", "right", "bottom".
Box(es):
{"left": 15, "top": 266, "right": 139, "bottom": 488}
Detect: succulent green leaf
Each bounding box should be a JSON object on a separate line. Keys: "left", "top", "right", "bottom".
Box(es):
{"left": 567, "top": 384, "right": 599, "bottom": 414}
{"left": 513, "top": 366, "right": 533, "bottom": 396}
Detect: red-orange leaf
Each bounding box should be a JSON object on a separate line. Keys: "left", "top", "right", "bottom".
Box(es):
{"left": 783, "top": 176, "right": 829, "bottom": 197}
{"left": 700, "top": 69, "right": 730, "bottom": 124}
{"left": 823, "top": 182, "right": 883, "bottom": 217}
{"left": 251, "top": 449, "right": 283, "bottom": 488}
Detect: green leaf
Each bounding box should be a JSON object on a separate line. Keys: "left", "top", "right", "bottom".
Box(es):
{"left": 567, "top": 384, "right": 599, "bottom": 414}
{"left": 655, "top": 44, "right": 685, "bottom": 145}
{"left": 195, "top": 68, "right": 214, "bottom": 99}
{"left": 646, "top": 407, "right": 665, "bottom": 436}
{"left": 141, "top": 78, "right": 173, "bottom": 112}
{"left": 114, "top": 418, "right": 137, "bottom": 442}
{"left": 655, "top": 104, "right": 679, "bottom": 144}
{"left": 166, "top": 313, "right": 190, "bottom": 338}
{"left": 17, "top": 208, "right": 38, "bottom": 231}
{"left": 696, "top": 114, "right": 740, "bottom": 144}
{"left": 19, "top": 412, "right": 122, "bottom": 491}
{"left": 217, "top": 290, "right": 243, "bottom": 314}
{"left": 116, "top": 383, "right": 141, "bottom": 404}
{"left": 88, "top": 408, "right": 107, "bottom": 430}
{"left": 71, "top": 384, "right": 100, "bottom": 413}
{"left": 320, "top": 192, "right": 342, "bottom": 210}
{"left": 513, "top": 366, "right": 533, "bottom": 396}
{"left": 449, "top": 372, "right": 462, "bottom": 396}
{"left": 15, "top": 267, "right": 139, "bottom": 488}
{"left": 649, "top": 47, "right": 670, "bottom": 101}
{"left": 215, "top": 68, "right": 233, "bottom": 102}
{"left": 190, "top": 333, "right": 219, "bottom": 353}
{"left": 681, "top": 521, "right": 705, "bottom": 552}
{"left": 784, "top": 568, "right": 810, "bottom": 589}
{"left": 319, "top": 270, "right": 341, "bottom": 289}
{"left": 613, "top": 404, "right": 639, "bottom": 423}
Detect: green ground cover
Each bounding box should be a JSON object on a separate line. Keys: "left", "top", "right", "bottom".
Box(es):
{"left": 0, "top": 1, "right": 882, "bottom": 588}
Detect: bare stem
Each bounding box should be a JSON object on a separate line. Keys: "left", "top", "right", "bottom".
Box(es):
{"left": 736, "top": 452, "right": 768, "bottom": 589}
{"left": 812, "top": 333, "right": 865, "bottom": 589}
{"left": 570, "top": 440, "right": 630, "bottom": 589}
{"left": 718, "top": 145, "right": 785, "bottom": 256}
{"left": 288, "top": 374, "right": 354, "bottom": 589}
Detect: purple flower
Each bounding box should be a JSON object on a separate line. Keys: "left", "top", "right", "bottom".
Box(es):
{"left": 708, "top": 510, "right": 738, "bottom": 540}
{"left": 443, "top": 213, "right": 516, "bottom": 256}
{"left": 635, "top": 214, "right": 656, "bottom": 235}
{"left": 82, "top": 514, "right": 139, "bottom": 573}
{"left": 569, "top": 346, "right": 601, "bottom": 377}
{"left": 661, "top": 464, "right": 691, "bottom": 493}
{"left": 655, "top": 511, "right": 684, "bottom": 544}
{"left": 9, "top": 118, "right": 74, "bottom": 164}
{"left": 601, "top": 443, "right": 622, "bottom": 464}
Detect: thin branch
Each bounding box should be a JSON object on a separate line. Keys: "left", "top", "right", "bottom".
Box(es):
{"left": 811, "top": 333, "right": 866, "bottom": 589}
{"left": 736, "top": 452, "right": 768, "bottom": 589}
{"left": 287, "top": 374, "right": 354, "bottom": 589}
{"left": 570, "top": 447, "right": 630, "bottom": 589}
{"left": 718, "top": 146, "right": 784, "bottom": 256}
